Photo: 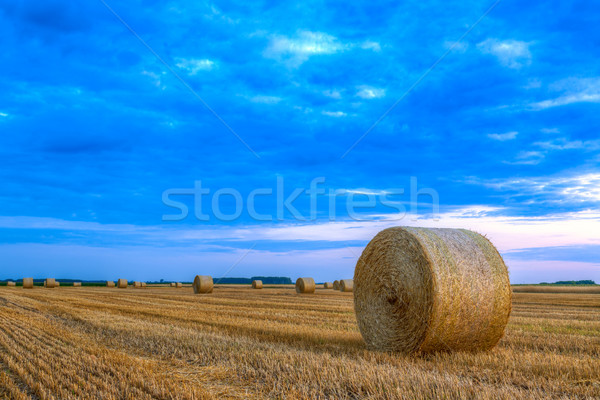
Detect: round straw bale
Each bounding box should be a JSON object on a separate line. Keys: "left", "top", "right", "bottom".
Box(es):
{"left": 133, "top": 281, "right": 141, "bottom": 288}
{"left": 176, "top": 282, "right": 183, "bottom": 288}
{"left": 193, "top": 275, "right": 214, "bottom": 294}
{"left": 323, "top": 282, "right": 333, "bottom": 289}
{"left": 354, "top": 227, "right": 511, "bottom": 353}
{"left": 73, "top": 282, "right": 82, "bottom": 287}
{"left": 55, "top": 281, "right": 60, "bottom": 287}
{"left": 117, "top": 279, "right": 128, "bottom": 289}
{"left": 339, "top": 279, "right": 353, "bottom": 292}
{"left": 170, "top": 282, "right": 176, "bottom": 287}
{"left": 7, "top": 281, "right": 16, "bottom": 287}
{"left": 252, "top": 280, "right": 263, "bottom": 289}
{"left": 141, "top": 282, "right": 147, "bottom": 288}
{"left": 333, "top": 280, "right": 340, "bottom": 290}
{"left": 107, "top": 281, "right": 115, "bottom": 287}
{"left": 44, "top": 278, "right": 56, "bottom": 288}
{"left": 23, "top": 278, "right": 34, "bottom": 289}
{"left": 295, "top": 277, "right": 315, "bottom": 294}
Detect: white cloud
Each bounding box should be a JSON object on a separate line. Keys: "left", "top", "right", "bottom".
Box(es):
{"left": 323, "top": 89, "right": 342, "bottom": 99}
{"left": 175, "top": 58, "right": 214, "bottom": 75}
{"left": 321, "top": 110, "right": 346, "bottom": 117}
{"left": 356, "top": 85, "right": 385, "bottom": 99}
{"left": 360, "top": 41, "right": 381, "bottom": 51}
{"left": 529, "top": 77, "right": 600, "bottom": 110}
{"left": 0, "top": 112, "right": 8, "bottom": 117}
{"left": 534, "top": 138, "right": 600, "bottom": 151}
{"left": 249, "top": 95, "right": 282, "bottom": 104}
{"left": 505, "top": 150, "right": 544, "bottom": 165}
{"left": 477, "top": 39, "right": 532, "bottom": 69}
{"left": 487, "top": 131, "right": 518, "bottom": 141}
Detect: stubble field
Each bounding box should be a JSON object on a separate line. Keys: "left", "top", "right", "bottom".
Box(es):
{"left": 0, "top": 285, "right": 598, "bottom": 399}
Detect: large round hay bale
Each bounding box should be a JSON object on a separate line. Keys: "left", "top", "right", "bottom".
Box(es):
{"left": 170, "top": 282, "right": 176, "bottom": 287}
{"left": 323, "top": 282, "right": 333, "bottom": 289}
{"left": 73, "top": 282, "right": 82, "bottom": 287}
{"left": 252, "top": 280, "right": 263, "bottom": 289}
{"left": 339, "top": 279, "right": 353, "bottom": 292}
{"left": 295, "top": 277, "right": 315, "bottom": 294}
{"left": 354, "top": 227, "right": 511, "bottom": 353}
{"left": 107, "top": 281, "right": 115, "bottom": 287}
{"left": 7, "top": 281, "right": 16, "bottom": 287}
{"left": 176, "top": 282, "right": 183, "bottom": 288}
{"left": 193, "top": 275, "right": 213, "bottom": 294}
{"left": 23, "top": 278, "right": 34, "bottom": 289}
{"left": 117, "top": 279, "right": 128, "bottom": 289}
{"left": 333, "top": 280, "right": 340, "bottom": 290}
{"left": 44, "top": 278, "right": 56, "bottom": 288}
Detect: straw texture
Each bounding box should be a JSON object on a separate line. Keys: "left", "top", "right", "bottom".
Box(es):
{"left": 354, "top": 227, "right": 511, "bottom": 354}
{"left": 117, "top": 279, "right": 127, "bottom": 289}
{"left": 295, "top": 278, "right": 315, "bottom": 294}
{"left": 193, "top": 275, "right": 214, "bottom": 294}
{"left": 252, "top": 280, "right": 263, "bottom": 289}
{"left": 170, "top": 283, "right": 176, "bottom": 287}
{"left": 323, "top": 282, "right": 333, "bottom": 289}
{"left": 107, "top": 281, "right": 115, "bottom": 287}
{"left": 339, "top": 279, "right": 353, "bottom": 292}
{"left": 176, "top": 282, "right": 183, "bottom": 288}
{"left": 333, "top": 280, "right": 340, "bottom": 290}
{"left": 44, "top": 278, "right": 56, "bottom": 288}
{"left": 133, "top": 281, "right": 142, "bottom": 288}
{"left": 23, "top": 278, "right": 34, "bottom": 289}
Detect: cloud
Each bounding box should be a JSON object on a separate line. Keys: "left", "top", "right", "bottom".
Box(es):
{"left": 249, "top": 95, "right": 282, "bottom": 104}
{"left": 540, "top": 128, "right": 560, "bottom": 134}
{"left": 356, "top": 85, "right": 385, "bottom": 99}
{"left": 0, "top": 112, "right": 8, "bottom": 117}
{"left": 360, "top": 41, "right": 381, "bottom": 51}
{"left": 321, "top": 110, "right": 347, "bottom": 117}
{"left": 487, "top": 131, "right": 518, "bottom": 141}
{"left": 323, "top": 89, "right": 342, "bottom": 99}
{"left": 505, "top": 150, "right": 544, "bottom": 165}
{"left": 264, "top": 31, "right": 345, "bottom": 65}
{"left": 534, "top": 138, "right": 600, "bottom": 151}
{"left": 175, "top": 58, "right": 214, "bottom": 75}
{"left": 530, "top": 77, "right": 600, "bottom": 110}
{"left": 477, "top": 39, "right": 532, "bottom": 69}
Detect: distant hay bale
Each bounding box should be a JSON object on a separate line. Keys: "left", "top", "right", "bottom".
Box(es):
{"left": 323, "top": 282, "right": 333, "bottom": 289}
{"left": 354, "top": 227, "right": 511, "bottom": 353}
{"left": 193, "top": 275, "right": 214, "bottom": 294}
{"left": 339, "top": 279, "right": 353, "bottom": 292}
{"left": 133, "top": 281, "right": 142, "bottom": 288}
{"left": 141, "top": 282, "right": 147, "bottom": 288}
{"left": 107, "top": 281, "right": 115, "bottom": 287}
{"left": 170, "top": 282, "right": 176, "bottom": 287}
{"left": 44, "top": 278, "right": 56, "bottom": 288}
{"left": 7, "top": 281, "right": 16, "bottom": 287}
{"left": 73, "top": 282, "right": 82, "bottom": 287}
{"left": 333, "top": 280, "right": 340, "bottom": 290}
{"left": 117, "top": 279, "right": 128, "bottom": 289}
{"left": 176, "top": 282, "right": 183, "bottom": 288}
{"left": 23, "top": 278, "right": 34, "bottom": 289}
{"left": 55, "top": 281, "right": 60, "bottom": 287}
{"left": 252, "top": 280, "right": 263, "bottom": 289}
{"left": 295, "top": 277, "right": 315, "bottom": 294}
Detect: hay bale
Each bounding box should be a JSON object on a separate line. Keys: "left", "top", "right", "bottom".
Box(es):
{"left": 73, "top": 282, "right": 82, "bottom": 287}
{"left": 193, "top": 275, "right": 213, "bottom": 294}
{"left": 354, "top": 227, "right": 511, "bottom": 353}
{"left": 333, "top": 280, "right": 340, "bottom": 290}
{"left": 133, "top": 281, "right": 142, "bottom": 288}
{"left": 170, "top": 282, "right": 176, "bottom": 287}
{"left": 295, "top": 277, "right": 315, "bottom": 294}
{"left": 44, "top": 278, "right": 56, "bottom": 288}
{"left": 107, "top": 281, "right": 115, "bottom": 287}
{"left": 23, "top": 278, "right": 34, "bottom": 289}
{"left": 176, "top": 282, "right": 183, "bottom": 288}
{"left": 55, "top": 281, "right": 60, "bottom": 287}
{"left": 117, "top": 279, "right": 128, "bottom": 289}
{"left": 7, "top": 281, "right": 16, "bottom": 287}
{"left": 252, "top": 280, "right": 263, "bottom": 289}
{"left": 141, "top": 282, "right": 147, "bottom": 288}
{"left": 339, "top": 279, "right": 353, "bottom": 292}
{"left": 323, "top": 282, "right": 333, "bottom": 289}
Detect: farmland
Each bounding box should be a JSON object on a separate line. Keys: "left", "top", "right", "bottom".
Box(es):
{"left": 0, "top": 285, "right": 598, "bottom": 399}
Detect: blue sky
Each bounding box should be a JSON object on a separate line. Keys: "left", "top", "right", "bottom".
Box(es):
{"left": 0, "top": 0, "right": 599, "bottom": 283}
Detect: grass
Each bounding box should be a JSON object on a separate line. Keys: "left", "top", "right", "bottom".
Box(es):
{"left": 0, "top": 285, "right": 598, "bottom": 399}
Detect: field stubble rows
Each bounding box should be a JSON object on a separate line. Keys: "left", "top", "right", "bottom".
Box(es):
{"left": 0, "top": 286, "right": 598, "bottom": 399}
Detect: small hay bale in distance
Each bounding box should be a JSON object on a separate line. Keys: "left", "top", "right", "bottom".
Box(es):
{"left": 354, "top": 227, "right": 512, "bottom": 354}
{"left": 55, "top": 281, "right": 60, "bottom": 287}
{"left": 333, "top": 280, "right": 340, "bottom": 290}
{"left": 117, "top": 279, "right": 128, "bottom": 289}
{"left": 170, "top": 282, "right": 176, "bottom": 287}
{"left": 252, "top": 280, "right": 263, "bottom": 289}
{"left": 141, "top": 282, "right": 147, "bottom": 288}
{"left": 44, "top": 278, "right": 56, "bottom": 288}
{"left": 295, "top": 277, "right": 315, "bottom": 294}
{"left": 133, "top": 281, "right": 142, "bottom": 288}
{"left": 339, "top": 279, "right": 353, "bottom": 292}
{"left": 193, "top": 275, "right": 214, "bottom": 294}
{"left": 106, "top": 281, "right": 115, "bottom": 287}
{"left": 73, "top": 282, "right": 82, "bottom": 287}
{"left": 23, "top": 278, "right": 34, "bottom": 289}
{"left": 323, "top": 282, "right": 333, "bottom": 289}
{"left": 176, "top": 282, "right": 183, "bottom": 288}
{"left": 7, "top": 281, "right": 16, "bottom": 287}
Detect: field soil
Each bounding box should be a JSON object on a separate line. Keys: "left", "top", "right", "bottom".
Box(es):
{"left": 0, "top": 285, "right": 598, "bottom": 399}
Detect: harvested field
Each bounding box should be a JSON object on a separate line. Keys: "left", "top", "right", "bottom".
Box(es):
{"left": 0, "top": 286, "right": 598, "bottom": 399}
